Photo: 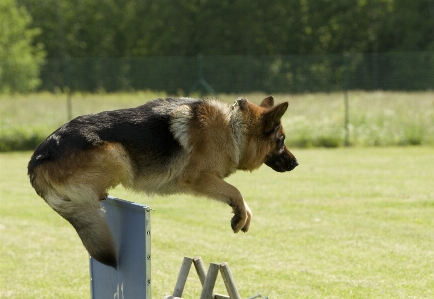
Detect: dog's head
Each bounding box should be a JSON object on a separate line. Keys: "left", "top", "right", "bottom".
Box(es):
{"left": 237, "top": 96, "right": 298, "bottom": 172}
{"left": 260, "top": 96, "right": 298, "bottom": 172}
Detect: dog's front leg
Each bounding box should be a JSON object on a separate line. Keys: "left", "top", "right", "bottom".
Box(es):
{"left": 185, "top": 172, "right": 252, "bottom": 233}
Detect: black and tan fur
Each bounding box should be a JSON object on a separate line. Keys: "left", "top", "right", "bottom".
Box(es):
{"left": 28, "top": 96, "right": 298, "bottom": 268}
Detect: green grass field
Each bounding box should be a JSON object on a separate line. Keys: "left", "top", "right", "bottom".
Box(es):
{"left": 1, "top": 91, "right": 434, "bottom": 150}
{"left": 1, "top": 147, "right": 433, "bottom": 298}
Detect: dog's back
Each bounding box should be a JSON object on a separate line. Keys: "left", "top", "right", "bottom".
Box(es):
{"left": 28, "top": 98, "right": 197, "bottom": 174}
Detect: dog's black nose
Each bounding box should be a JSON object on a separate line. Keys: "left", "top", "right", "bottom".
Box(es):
{"left": 288, "top": 159, "right": 298, "bottom": 170}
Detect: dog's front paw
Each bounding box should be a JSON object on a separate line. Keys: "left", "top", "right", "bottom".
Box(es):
{"left": 231, "top": 212, "right": 245, "bottom": 233}
{"left": 230, "top": 203, "right": 252, "bottom": 233}
{"left": 241, "top": 204, "right": 252, "bottom": 233}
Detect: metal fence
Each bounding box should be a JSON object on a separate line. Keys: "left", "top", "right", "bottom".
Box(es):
{"left": 40, "top": 52, "right": 434, "bottom": 94}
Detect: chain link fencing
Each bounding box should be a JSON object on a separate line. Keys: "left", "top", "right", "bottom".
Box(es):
{"left": 40, "top": 52, "right": 434, "bottom": 94}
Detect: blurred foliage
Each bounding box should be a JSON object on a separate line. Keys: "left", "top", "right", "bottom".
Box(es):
{"left": 16, "top": 0, "right": 434, "bottom": 58}
{"left": 0, "top": 0, "right": 45, "bottom": 93}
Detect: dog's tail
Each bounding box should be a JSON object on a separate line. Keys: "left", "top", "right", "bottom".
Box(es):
{"left": 28, "top": 164, "right": 117, "bottom": 268}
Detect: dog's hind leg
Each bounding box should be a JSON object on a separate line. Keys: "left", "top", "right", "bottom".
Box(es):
{"left": 39, "top": 181, "right": 118, "bottom": 268}
{"left": 29, "top": 143, "right": 134, "bottom": 268}
{"left": 185, "top": 172, "right": 252, "bottom": 233}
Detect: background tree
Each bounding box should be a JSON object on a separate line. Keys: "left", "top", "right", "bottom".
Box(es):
{"left": 17, "top": 0, "right": 434, "bottom": 58}
{"left": 17, "top": 0, "right": 148, "bottom": 58}
{"left": 0, "top": 0, "right": 45, "bottom": 93}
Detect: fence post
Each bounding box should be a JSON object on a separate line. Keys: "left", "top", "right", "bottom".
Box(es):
{"left": 343, "top": 53, "right": 350, "bottom": 147}
{"left": 65, "top": 56, "right": 72, "bottom": 121}
{"left": 188, "top": 54, "right": 217, "bottom": 97}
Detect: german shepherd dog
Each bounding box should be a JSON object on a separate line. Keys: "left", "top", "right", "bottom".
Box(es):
{"left": 28, "top": 96, "right": 298, "bottom": 268}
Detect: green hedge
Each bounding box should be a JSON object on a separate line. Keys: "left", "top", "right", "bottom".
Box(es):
{"left": 0, "top": 127, "right": 47, "bottom": 152}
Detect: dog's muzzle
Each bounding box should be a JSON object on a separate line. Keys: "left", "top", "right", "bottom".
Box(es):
{"left": 265, "top": 151, "right": 299, "bottom": 172}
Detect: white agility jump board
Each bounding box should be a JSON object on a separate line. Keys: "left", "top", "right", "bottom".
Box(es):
{"left": 90, "top": 196, "right": 152, "bottom": 299}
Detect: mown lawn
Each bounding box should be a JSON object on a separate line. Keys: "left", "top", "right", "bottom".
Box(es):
{"left": 1, "top": 147, "right": 433, "bottom": 298}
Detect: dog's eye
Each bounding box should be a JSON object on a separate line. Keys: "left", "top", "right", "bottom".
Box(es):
{"left": 278, "top": 136, "right": 285, "bottom": 148}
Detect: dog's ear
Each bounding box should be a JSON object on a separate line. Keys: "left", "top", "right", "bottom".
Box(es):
{"left": 236, "top": 98, "right": 249, "bottom": 110}
{"left": 263, "top": 102, "right": 288, "bottom": 134}
{"left": 260, "top": 96, "right": 274, "bottom": 108}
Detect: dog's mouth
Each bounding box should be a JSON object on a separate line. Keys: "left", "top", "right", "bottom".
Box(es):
{"left": 265, "top": 154, "right": 299, "bottom": 172}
